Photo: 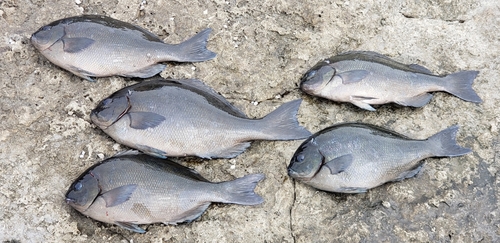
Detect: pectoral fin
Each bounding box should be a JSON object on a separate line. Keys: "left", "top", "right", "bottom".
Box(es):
{"left": 115, "top": 221, "right": 146, "bottom": 233}
{"left": 62, "top": 37, "right": 95, "bottom": 53}
{"left": 338, "top": 70, "right": 370, "bottom": 84}
{"left": 101, "top": 184, "right": 138, "bottom": 207}
{"left": 324, "top": 154, "right": 353, "bottom": 175}
{"left": 396, "top": 93, "right": 433, "bottom": 107}
{"left": 128, "top": 112, "right": 166, "bottom": 129}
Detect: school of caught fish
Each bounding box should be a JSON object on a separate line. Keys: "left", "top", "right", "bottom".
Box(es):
{"left": 29, "top": 14, "right": 481, "bottom": 233}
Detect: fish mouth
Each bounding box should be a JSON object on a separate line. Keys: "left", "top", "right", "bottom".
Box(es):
{"left": 65, "top": 197, "right": 75, "bottom": 204}
{"left": 287, "top": 168, "right": 313, "bottom": 181}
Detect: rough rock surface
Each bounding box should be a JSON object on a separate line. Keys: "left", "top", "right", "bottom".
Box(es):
{"left": 1, "top": 0, "right": 499, "bottom": 242}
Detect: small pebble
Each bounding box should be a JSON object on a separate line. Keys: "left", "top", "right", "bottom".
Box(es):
{"left": 382, "top": 201, "right": 391, "bottom": 208}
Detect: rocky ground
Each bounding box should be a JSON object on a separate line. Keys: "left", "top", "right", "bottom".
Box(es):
{"left": 1, "top": 0, "right": 499, "bottom": 242}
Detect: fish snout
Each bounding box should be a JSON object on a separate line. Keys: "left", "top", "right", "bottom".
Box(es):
{"left": 65, "top": 197, "right": 75, "bottom": 204}
{"left": 287, "top": 167, "right": 300, "bottom": 178}
{"left": 31, "top": 25, "right": 65, "bottom": 51}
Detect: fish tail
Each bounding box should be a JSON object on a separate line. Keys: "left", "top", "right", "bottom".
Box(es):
{"left": 219, "top": 173, "right": 265, "bottom": 206}
{"left": 427, "top": 125, "right": 472, "bottom": 157}
{"left": 259, "top": 99, "right": 312, "bottom": 140}
{"left": 442, "top": 71, "right": 482, "bottom": 103}
{"left": 173, "top": 28, "right": 217, "bottom": 62}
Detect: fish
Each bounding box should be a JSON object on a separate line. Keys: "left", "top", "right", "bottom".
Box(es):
{"left": 65, "top": 150, "right": 265, "bottom": 233}
{"left": 287, "top": 123, "right": 471, "bottom": 193}
{"left": 31, "top": 15, "right": 216, "bottom": 81}
{"left": 90, "top": 78, "right": 312, "bottom": 158}
{"left": 300, "top": 51, "right": 482, "bottom": 111}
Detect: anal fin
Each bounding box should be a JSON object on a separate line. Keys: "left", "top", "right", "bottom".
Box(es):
{"left": 163, "top": 202, "right": 211, "bottom": 225}
{"left": 204, "top": 142, "right": 251, "bottom": 159}
{"left": 350, "top": 96, "right": 378, "bottom": 111}
{"left": 115, "top": 221, "right": 146, "bottom": 233}
{"left": 135, "top": 144, "right": 168, "bottom": 158}
{"left": 396, "top": 93, "right": 433, "bottom": 107}
{"left": 393, "top": 164, "right": 424, "bottom": 182}
{"left": 124, "top": 64, "right": 166, "bottom": 78}
{"left": 338, "top": 187, "right": 368, "bottom": 193}
{"left": 67, "top": 65, "right": 96, "bottom": 82}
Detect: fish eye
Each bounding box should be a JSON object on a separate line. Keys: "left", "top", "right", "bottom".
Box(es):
{"left": 100, "top": 98, "right": 112, "bottom": 107}
{"left": 74, "top": 182, "right": 83, "bottom": 191}
{"left": 295, "top": 152, "right": 305, "bottom": 163}
{"left": 41, "top": 25, "right": 52, "bottom": 32}
{"left": 304, "top": 70, "right": 317, "bottom": 81}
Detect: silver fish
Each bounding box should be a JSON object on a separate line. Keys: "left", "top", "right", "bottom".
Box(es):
{"left": 31, "top": 15, "right": 216, "bottom": 81}
{"left": 90, "top": 78, "right": 311, "bottom": 158}
{"left": 287, "top": 123, "right": 471, "bottom": 193}
{"left": 300, "top": 51, "right": 482, "bottom": 111}
{"left": 65, "top": 150, "right": 265, "bottom": 233}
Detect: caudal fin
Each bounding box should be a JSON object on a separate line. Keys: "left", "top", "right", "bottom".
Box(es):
{"left": 427, "top": 125, "right": 472, "bottom": 157}
{"left": 443, "top": 71, "right": 482, "bottom": 103}
{"left": 174, "top": 28, "right": 217, "bottom": 62}
{"left": 219, "top": 173, "right": 265, "bottom": 206}
{"left": 259, "top": 99, "right": 312, "bottom": 140}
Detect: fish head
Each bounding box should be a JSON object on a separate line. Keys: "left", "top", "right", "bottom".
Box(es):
{"left": 90, "top": 95, "right": 130, "bottom": 129}
{"left": 287, "top": 138, "right": 323, "bottom": 180}
{"left": 65, "top": 173, "right": 100, "bottom": 212}
{"left": 300, "top": 62, "right": 336, "bottom": 94}
{"left": 31, "top": 24, "right": 65, "bottom": 51}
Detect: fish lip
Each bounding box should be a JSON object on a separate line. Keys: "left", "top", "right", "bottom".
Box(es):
{"left": 287, "top": 168, "right": 313, "bottom": 181}
{"left": 65, "top": 197, "right": 76, "bottom": 204}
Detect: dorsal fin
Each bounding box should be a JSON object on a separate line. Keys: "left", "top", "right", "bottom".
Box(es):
{"left": 328, "top": 51, "right": 437, "bottom": 76}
